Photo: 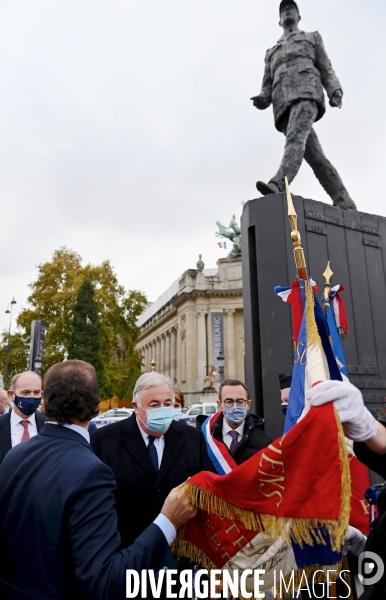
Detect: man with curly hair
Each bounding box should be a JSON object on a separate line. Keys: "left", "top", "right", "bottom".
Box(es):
{"left": 0, "top": 360, "right": 197, "bottom": 600}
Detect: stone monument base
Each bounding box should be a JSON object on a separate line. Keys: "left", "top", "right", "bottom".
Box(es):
{"left": 241, "top": 193, "right": 386, "bottom": 440}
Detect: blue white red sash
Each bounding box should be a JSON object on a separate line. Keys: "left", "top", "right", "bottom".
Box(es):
{"left": 202, "top": 412, "right": 237, "bottom": 475}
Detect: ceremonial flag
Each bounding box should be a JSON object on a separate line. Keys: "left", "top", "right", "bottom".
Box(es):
{"left": 174, "top": 403, "right": 350, "bottom": 598}
{"left": 218, "top": 241, "right": 227, "bottom": 249}
{"left": 283, "top": 279, "right": 342, "bottom": 434}
{"left": 320, "top": 268, "right": 349, "bottom": 381}
{"left": 274, "top": 278, "right": 317, "bottom": 344}
{"left": 321, "top": 275, "right": 370, "bottom": 533}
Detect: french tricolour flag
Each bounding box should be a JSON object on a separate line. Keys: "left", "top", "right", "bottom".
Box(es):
{"left": 217, "top": 241, "right": 227, "bottom": 249}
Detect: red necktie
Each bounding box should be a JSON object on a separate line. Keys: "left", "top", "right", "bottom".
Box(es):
{"left": 20, "top": 420, "right": 30, "bottom": 442}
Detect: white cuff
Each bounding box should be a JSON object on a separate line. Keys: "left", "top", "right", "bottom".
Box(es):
{"left": 153, "top": 514, "right": 177, "bottom": 546}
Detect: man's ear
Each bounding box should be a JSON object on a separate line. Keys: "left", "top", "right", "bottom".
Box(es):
{"left": 216, "top": 399, "right": 222, "bottom": 409}
{"left": 7, "top": 390, "right": 14, "bottom": 399}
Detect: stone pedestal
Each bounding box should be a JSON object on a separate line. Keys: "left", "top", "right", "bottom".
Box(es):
{"left": 241, "top": 193, "right": 386, "bottom": 439}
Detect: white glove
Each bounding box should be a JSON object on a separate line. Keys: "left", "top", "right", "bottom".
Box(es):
{"left": 306, "top": 380, "right": 377, "bottom": 442}
{"left": 343, "top": 525, "right": 367, "bottom": 556}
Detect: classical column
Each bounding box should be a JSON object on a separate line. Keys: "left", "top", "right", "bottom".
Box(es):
{"left": 160, "top": 335, "right": 166, "bottom": 374}
{"left": 180, "top": 315, "right": 186, "bottom": 383}
{"left": 196, "top": 308, "right": 208, "bottom": 388}
{"left": 170, "top": 327, "right": 177, "bottom": 383}
{"left": 225, "top": 309, "right": 237, "bottom": 379}
{"left": 165, "top": 331, "right": 171, "bottom": 377}
{"left": 146, "top": 344, "right": 150, "bottom": 371}
{"left": 156, "top": 337, "right": 161, "bottom": 372}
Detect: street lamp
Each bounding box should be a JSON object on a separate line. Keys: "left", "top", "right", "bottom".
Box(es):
{"left": 4, "top": 297, "right": 17, "bottom": 389}
{"left": 216, "top": 352, "right": 225, "bottom": 383}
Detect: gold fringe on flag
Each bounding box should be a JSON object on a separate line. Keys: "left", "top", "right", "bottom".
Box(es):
{"left": 180, "top": 406, "right": 350, "bottom": 554}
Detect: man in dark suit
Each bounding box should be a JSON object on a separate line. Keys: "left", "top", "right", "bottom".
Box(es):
{"left": 197, "top": 378, "right": 272, "bottom": 467}
{"left": 0, "top": 360, "right": 197, "bottom": 600}
{"left": 0, "top": 371, "right": 45, "bottom": 465}
{"left": 91, "top": 372, "right": 212, "bottom": 548}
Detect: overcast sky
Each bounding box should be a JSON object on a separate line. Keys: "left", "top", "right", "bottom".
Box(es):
{"left": 1, "top": 0, "right": 385, "bottom": 333}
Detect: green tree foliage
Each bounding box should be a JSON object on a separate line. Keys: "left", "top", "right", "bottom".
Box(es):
{"left": 68, "top": 278, "right": 106, "bottom": 393}
{"left": 0, "top": 248, "right": 147, "bottom": 399}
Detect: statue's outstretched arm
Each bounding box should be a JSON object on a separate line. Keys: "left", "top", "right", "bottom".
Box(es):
{"left": 314, "top": 31, "right": 342, "bottom": 106}
{"left": 251, "top": 50, "right": 272, "bottom": 110}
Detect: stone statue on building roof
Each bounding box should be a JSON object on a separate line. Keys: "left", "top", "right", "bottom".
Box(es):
{"left": 216, "top": 214, "right": 241, "bottom": 258}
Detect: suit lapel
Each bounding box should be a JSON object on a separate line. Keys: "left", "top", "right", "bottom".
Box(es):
{"left": 157, "top": 423, "right": 184, "bottom": 484}
{"left": 0, "top": 412, "right": 12, "bottom": 458}
{"left": 120, "top": 415, "right": 156, "bottom": 478}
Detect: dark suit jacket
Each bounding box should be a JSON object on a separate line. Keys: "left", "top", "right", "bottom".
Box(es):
{"left": 197, "top": 412, "right": 273, "bottom": 467}
{"left": 0, "top": 424, "right": 174, "bottom": 600}
{"left": 0, "top": 410, "right": 45, "bottom": 465}
{"left": 91, "top": 414, "right": 212, "bottom": 547}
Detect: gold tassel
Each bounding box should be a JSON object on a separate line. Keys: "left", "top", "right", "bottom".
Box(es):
{"left": 172, "top": 538, "right": 215, "bottom": 571}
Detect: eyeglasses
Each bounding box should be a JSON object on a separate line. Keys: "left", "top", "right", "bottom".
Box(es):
{"left": 222, "top": 398, "right": 248, "bottom": 408}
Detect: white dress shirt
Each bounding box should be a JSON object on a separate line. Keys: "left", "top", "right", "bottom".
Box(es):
{"left": 137, "top": 419, "right": 165, "bottom": 469}
{"left": 222, "top": 418, "right": 245, "bottom": 450}
{"left": 10, "top": 410, "right": 38, "bottom": 447}
{"left": 46, "top": 421, "right": 90, "bottom": 443}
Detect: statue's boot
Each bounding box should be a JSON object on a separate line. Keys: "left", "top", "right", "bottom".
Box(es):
{"left": 256, "top": 180, "right": 280, "bottom": 196}
{"left": 330, "top": 193, "right": 357, "bottom": 211}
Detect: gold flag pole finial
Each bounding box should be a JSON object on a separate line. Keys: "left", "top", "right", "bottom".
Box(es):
{"left": 323, "top": 261, "right": 334, "bottom": 301}
{"left": 150, "top": 355, "right": 157, "bottom": 372}
{"left": 285, "top": 177, "right": 308, "bottom": 281}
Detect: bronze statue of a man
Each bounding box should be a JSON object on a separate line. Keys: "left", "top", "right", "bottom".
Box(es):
{"left": 252, "top": 0, "right": 356, "bottom": 210}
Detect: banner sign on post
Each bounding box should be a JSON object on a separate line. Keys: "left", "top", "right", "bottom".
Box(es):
{"left": 211, "top": 312, "right": 224, "bottom": 382}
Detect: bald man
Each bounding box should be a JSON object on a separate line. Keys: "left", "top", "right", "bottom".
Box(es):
{"left": 0, "top": 390, "right": 9, "bottom": 415}
{"left": 0, "top": 371, "right": 45, "bottom": 465}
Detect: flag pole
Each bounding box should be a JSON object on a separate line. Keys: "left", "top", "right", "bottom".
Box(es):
{"left": 285, "top": 177, "right": 308, "bottom": 281}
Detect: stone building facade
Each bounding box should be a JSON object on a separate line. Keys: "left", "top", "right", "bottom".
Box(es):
{"left": 136, "top": 257, "right": 244, "bottom": 406}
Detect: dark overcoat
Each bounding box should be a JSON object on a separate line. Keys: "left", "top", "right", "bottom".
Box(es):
{"left": 0, "top": 424, "right": 173, "bottom": 600}
{"left": 91, "top": 413, "right": 213, "bottom": 548}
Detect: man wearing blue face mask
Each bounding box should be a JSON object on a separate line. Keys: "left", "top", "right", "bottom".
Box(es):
{"left": 91, "top": 372, "right": 212, "bottom": 550}
{"left": 0, "top": 371, "right": 45, "bottom": 465}
{"left": 198, "top": 378, "right": 273, "bottom": 467}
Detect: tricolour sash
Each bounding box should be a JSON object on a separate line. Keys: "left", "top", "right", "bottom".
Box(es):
{"left": 202, "top": 412, "right": 237, "bottom": 475}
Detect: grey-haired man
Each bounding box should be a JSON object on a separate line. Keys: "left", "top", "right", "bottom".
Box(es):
{"left": 91, "top": 372, "right": 212, "bottom": 549}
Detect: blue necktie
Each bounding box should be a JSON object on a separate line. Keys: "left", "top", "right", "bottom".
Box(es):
{"left": 148, "top": 436, "right": 159, "bottom": 472}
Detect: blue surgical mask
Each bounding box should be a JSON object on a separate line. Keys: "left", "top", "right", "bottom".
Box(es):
{"left": 14, "top": 395, "right": 41, "bottom": 416}
{"left": 281, "top": 404, "right": 288, "bottom": 416}
{"left": 173, "top": 408, "right": 182, "bottom": 419}
{"left": 225, "top": 406, "right": 247, "bottom": 424}
{"left": 142, "top": 407, "right": 175, "bottom": 433}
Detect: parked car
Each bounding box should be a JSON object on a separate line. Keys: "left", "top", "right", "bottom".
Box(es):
{"left": 178, "top": 402, "right": 219, "bottom": 427}
{"left": 92, "top": 408, "right": 134, "bottom": 428}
